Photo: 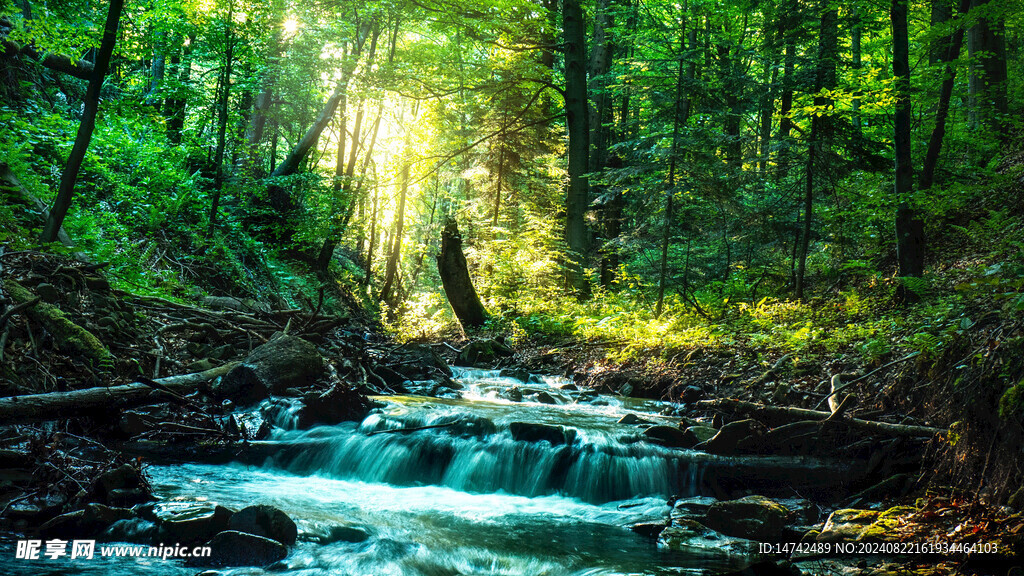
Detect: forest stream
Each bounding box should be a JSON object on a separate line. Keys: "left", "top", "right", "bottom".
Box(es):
{"left": 1, "top": 367, "right": 859, "bottom": 576}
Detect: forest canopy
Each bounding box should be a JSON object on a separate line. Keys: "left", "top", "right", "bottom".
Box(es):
{"left": 0, "top": 0, "right": 1021, "bottom": 349}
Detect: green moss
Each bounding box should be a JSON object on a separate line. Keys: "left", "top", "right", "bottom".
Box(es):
{"left": 4, "top": 279, "right": 112, "bottom": 365}
{"left": 999, "top": 381, "right": 1024, "bottom": 420}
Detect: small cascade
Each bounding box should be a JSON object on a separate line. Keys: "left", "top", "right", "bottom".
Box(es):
{"left": 268, "top": 372, "right": 703, "bottom": 503}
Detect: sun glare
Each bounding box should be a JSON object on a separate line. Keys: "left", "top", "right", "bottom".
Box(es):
{"left": 283, "top": 17, "right": 300, "bottom": 36}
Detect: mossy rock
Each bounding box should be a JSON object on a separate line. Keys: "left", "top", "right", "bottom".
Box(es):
{"left": 4, "top": 279, "right": 111, "bottom": 365}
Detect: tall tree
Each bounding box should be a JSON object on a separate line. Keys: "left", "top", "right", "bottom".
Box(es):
{"left": 794, "top": 1, "right": 837, "bottom": 300}
{"left": 41, "top": 0, "right": 124, "bottom": 243}
{"left": 893, "top": 0, "right": 924, "bottom": 302}
{"left": 562, "top": 0, "right": 591, "bottom": 294}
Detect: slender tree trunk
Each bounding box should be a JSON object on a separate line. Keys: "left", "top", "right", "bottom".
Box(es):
{"left": 921, "top": 0, "right": 970, "bottom": 190}
{"left": 208, "top": 8, "right": 236, "bottom": 232}
{"left": 364, "top": 181, "right": 379, "bottom": 285}
{"left": 851, "top": 7, "right": 863, "bottom": 134}
{"left": 656, "top": 28, "right": 695, "bottom": 317}
{"left": 562, "top": 0, "right": 591, "bottom": 294}
{"left": 893, "top": 0, "right": 924, "bottom": 303}
{"left": 40, "top": 0, "right": 124, "bottom": 243}
{"left": 145, "top": 30, "right": 166, "bottom": 106}
{"left": 164, "top": 34, "right": 194, "bottom": 146}
{"left": 379, "top": 103, "right": 417, "bottom": 306}
{"left": 794, "top": 2, "right": 837, "bottom": 300}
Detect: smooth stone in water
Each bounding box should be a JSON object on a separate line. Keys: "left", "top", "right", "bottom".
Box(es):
{"left": 705, "top": 495, "right": 790, "bottom": 542}
{"left": 228, "top": 504, "right": 297, "bottom": 546}
{"left": 191, "top": 530, "right": 287, "bottom": 567}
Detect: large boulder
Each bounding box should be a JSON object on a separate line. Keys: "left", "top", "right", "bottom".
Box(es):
{"left": 144, "top": 501, "right": 233, "bottom": 544}
{"left": 228, "top": 505, "right": 297, "bottom": 546}
{"left": 658, "top": 519, "right": 762, "bottom": 562}
{"left": 705, "top": 495, "right": 790, "bottom": 542}
{"left": 214, "top": 335, "right": 325, "bottom": 405}
{"left": 643, "top": 425, "right": 690, "bottom": 448}
{"left": 192, "top": 530, "right": 287, "bottom": 567}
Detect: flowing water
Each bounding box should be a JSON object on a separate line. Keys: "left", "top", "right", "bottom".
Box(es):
{"left": 4, "top": 368, "right": 772, "bottom": 575}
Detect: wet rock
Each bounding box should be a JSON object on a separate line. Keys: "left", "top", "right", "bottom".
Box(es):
{"left": 630, "top": 522, "right": 668, "bottom": 538}
{"left": 499, "top": 368, "right": 530, "bottom": 382}
{"left": 434, "top": 414, "right": 497, "bottom": 438}
{"left": 301, "top": 523, "right": 371, "bottom": 545}
{"left": 683, "top": 425, "right": 718, "bottom": 446}
{"left": 37, "top": 504, "right": 139, "bottom": 540}
{"left": 504, "top": 386, "right": 523, "bottom": 402}
{"left": 509, "top": 422, "right": 576, "bottom": 445}
{"left": 617, "top": 413, "right": 652, "bottom": 425}
{"left": 658, "top": 519, "right": 762, "bottom": 560}
{"left": 671, "top": 496, "right": 718, "bottom": 524}
{"left": 643, "top": 425, "right": 690, "bottom": 448}
{"left": 215, "top": 335, "right": 325, "bottom": 405}
{"left": 5, "top": 493, "right": 66, "bottom": 524}
{"left": 815, "top": 509, "right": 879, "bottom": 543}
{"left": 92, "top": 464, "right": 150, "bottom": 506}
{"left": 84, "top": 503, "right": 137, "bottom": 530}
{"left": 296, "top": 384, "right": 371, "bottom": 428}
{"left": 37, "top": 510, "right": 86, "bottom": 538}
{"left": 532, "top": 391, "right": 558, "bottom": 404}
{"left": 234, "top": 411, "right": 271, "bottom": 440}
{"left": 820, "top": 506, "right": 913, "bottom": 544}
{"left": 192, "top": 530, "right": 287, "bottom": 567}
{"left": 457, "top": 339, "right": 513, "bottom": 366}
{"left": 696, "top": 419, "right": 767, "bottom": 455}
{"left": 681, "top": 385, "right": 705, "bottom": 403}
{"left": 107, "top": 488, "right": 151, "bottom": 507}
{"left": 228, "top": 505, "right": 297, "bottom": 546}
{"left": 35, "top": 283, "right": 59, "bottom": 302}
{"left": 705, "top": 495, "right": 791, "bottom": 542}
{"left": 148, "top": 501, "right": 233, "bottom": 543}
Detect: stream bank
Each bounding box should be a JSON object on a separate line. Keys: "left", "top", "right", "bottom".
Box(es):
{"left": 1, "top": 250, "right": 1022, "bottom": 575}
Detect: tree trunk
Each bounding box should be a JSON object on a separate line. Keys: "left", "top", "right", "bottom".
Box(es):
{"left": 145, "top": 30, "right": 166, "bottom": 106}
{"left": 656, "top": 27, "right": 696, "bottom": 317}
{"left": 794, "top": 2, "right": 837, "bottom": 300}
{"left": 437, "top": 217, "right": 488, "bottom": 329}
{"left": 164, "top": 34, "right": 194, "bottom": 146}
{"left": 40, "top": 0, "right": 124, "bottom": 243}
{"left": 966, "top": 0, "right": 1009, "bottom": 141}
{"left": 920, "top": 0, "right": 970, "bottom": 191}
{"left": 379, "top": 103, "right": 416, "bottom": 306}
{"left": 892, "top": 0, "right": 924, "bottom": 303}
{"left": 208, "top": 10, "right": 236, "bottom": 232}
{"left": 0, "top": 364, "right": 237, "bottom": 425}
{"left": 562, "top": 0, "right": 591, "bottom": 294}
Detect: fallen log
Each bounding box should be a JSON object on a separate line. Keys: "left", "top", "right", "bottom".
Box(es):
{"left": 0, "top": 363, "right": 237, "bottom": 425}
{"left": 695, "top": 398, "right": 943, "bottom": 438}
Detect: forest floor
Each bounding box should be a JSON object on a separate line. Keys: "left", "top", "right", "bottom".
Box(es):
{"left": 2, "top": 247, "right": 1024, "bottom": 575}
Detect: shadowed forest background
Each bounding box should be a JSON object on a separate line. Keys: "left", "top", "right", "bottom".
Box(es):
{"left": 3, "top": 0, "right": 1024, "bottom": 514}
